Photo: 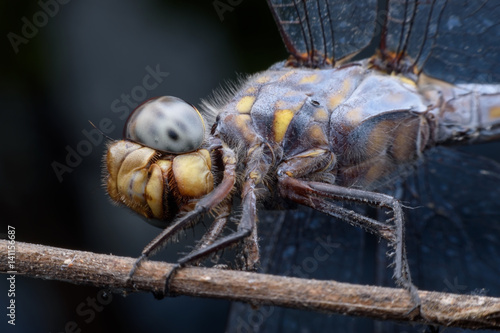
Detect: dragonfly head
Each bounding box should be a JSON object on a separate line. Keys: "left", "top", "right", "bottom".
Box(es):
{"left": 105, "top": 96, "right": 214, "bottom": 225}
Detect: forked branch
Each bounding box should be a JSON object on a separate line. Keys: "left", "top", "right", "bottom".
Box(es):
{"left": 1, "top": 239, "right": 499, "bottom": 330}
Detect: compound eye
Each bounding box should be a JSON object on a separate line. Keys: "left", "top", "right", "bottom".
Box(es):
{"left": 124, "top": 96, "right": 205, "bottom": 153}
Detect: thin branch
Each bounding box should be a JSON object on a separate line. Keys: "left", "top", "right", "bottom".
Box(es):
{"left": 1, "top": 239, "right": 500, "bottom": 330}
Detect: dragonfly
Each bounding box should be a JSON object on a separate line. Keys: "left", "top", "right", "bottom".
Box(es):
{"left": 103, "top": 0, "right": 500, "bottom": 331}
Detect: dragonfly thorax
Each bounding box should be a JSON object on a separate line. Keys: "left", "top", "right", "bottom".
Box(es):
{"left": 214, "top": 59, "right": 432, "bottom": 190}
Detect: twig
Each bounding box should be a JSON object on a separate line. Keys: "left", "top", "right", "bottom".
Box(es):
{"left": 1, "top": 239, "right": 499, "bottom": 330}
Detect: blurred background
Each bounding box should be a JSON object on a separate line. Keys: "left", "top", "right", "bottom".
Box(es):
{"left": 1, "top": 1, "right": 500, "bottom": 333}
{"left": 0, "top": 1, "right": 284, "bottom": 332}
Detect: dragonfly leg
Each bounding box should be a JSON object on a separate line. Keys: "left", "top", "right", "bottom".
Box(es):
{"left": 126, "top": 145, "right": 237, "bottom": 292}
{"left": 174, "top": 142, "right": 274, "bottom": 271}
{"left": 278, "top": 174, "right": 421, "bottom": 310}
{"left": 148, "top": 201, "right": 234, "bottom": 300}
{"left": 191, "top": 198, "right": 232, "bottom": 257}
{"left": 176, "top": 175, "right": 259, "bottom": 269}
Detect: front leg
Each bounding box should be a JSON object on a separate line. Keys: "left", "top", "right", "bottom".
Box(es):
{"left": 177, "top": 142, "right": 273, "bottom": 271}
{"left": 126, "top": 143, "right": 237, "bottom": 290}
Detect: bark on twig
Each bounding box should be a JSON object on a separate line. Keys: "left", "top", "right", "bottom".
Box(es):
{"left": 1, "top": 239, "right": 499, "bottom": 330}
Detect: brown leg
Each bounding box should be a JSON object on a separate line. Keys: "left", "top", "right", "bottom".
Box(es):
{"left": 153, "top": 177, "right": 258, "bottom": 298}
{"left": 240, "top": 214, "right": 259, "bottom": 270}
{"left": 177, "top": 175, "right": 258, "bottom": 268}
{"left": 278, "top": 175, "right": 419, "bottom": 307}
{"left": 192, "top": 198, "right": 232, "bottom": 254}
{"left": 127, "top": 144, "right": 237, "bottom": 285}
{"left": 175, "top": 142, "right": 273, "bottom": 269}
{"left": 154, "top": 202, "right": 233, "bottom": 299}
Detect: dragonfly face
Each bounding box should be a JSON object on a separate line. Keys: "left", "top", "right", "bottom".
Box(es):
{"left": 103, "top": 0, "right": 500, "bottom": 331}
{"left": 106, "top": 97, "right": 214, "bottom": 223}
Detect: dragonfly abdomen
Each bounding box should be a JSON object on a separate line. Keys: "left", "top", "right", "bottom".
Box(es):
{"left": 419, "top": 75, "right": 500, "bottom": 145}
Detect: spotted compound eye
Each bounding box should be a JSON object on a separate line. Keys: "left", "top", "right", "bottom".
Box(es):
{"left": 124, "top": 96, "right": 205, "bottom": 153}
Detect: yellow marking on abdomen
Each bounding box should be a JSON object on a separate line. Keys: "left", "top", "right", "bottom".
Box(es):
{"left": 233, "top": 114, "right": 257, "bottom": 143}
{"left": 328, "top": 79, "right": 352, "bottom": 109}
{"left": 278, "top": 71, "right": 295, "bottom": 81}
{"left": 299, "top": 73, "right": 319, "bottom": 84}
{"left": 273, "top": 109, "right": 294, "bottom": 143}
{"left": 365, "top": 120, "right": 392, "bottom": 155}
{"left": 308, "top": 124, "right": 327, "bottom": 144}
{"left": 328, "top": 95, "right": 343, "bottom": 110}
{"left": 386, "top": 91, "right": 406, "bottom": 105}
{"left": 314, "top": 108, "right": 328, "bottom": 121}
{"left": 256, "top": 75, "right": 271, "bottom": 84}
{"left": 345, "top": 107, "right": 363, "bottom": 124}
{"left": 285, "top": 91, "right": 299, "bottom": 97}
{"left": 234, "top": 114, "right": 251, "bottom": 128}
{"left": 398, "top": 75, "right": 417, "bottom": 87}
{"left": 490, "top": 106, "right": 500, "bottom": 119}
{"left": 236, "top": 96, "right": 256, "bottom": 114}
{"left": 246, "top": 87, "right": 257, "bottom": 94}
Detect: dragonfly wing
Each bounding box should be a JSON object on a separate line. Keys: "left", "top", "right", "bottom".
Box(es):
{"left": 382, "top": 0, "right": 500, "bottom": 83}
{"left": 226, "top": 208, "right": 378, "bottom": 332}
{"left": 225, "top": 147, "right": 500, "bottom": 332}
{"left": 401, "top": 147, "right": 500, "bottom": 294}
{"left": 267, "top": 0, "right": 377, "bottom": 66}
